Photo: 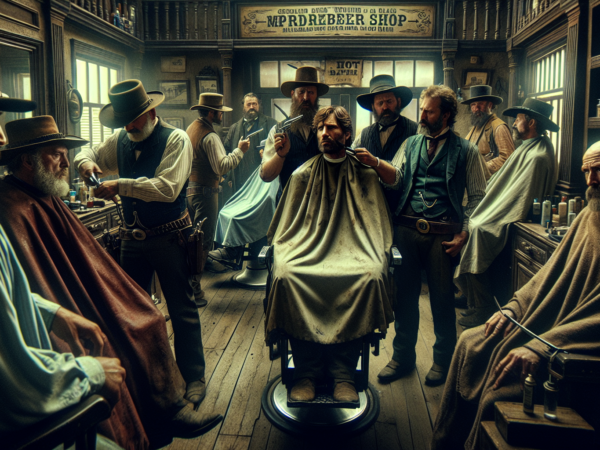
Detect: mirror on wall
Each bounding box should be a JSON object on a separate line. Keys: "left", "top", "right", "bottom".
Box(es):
{"left": 0, "top": 45, "right": 33, "bottom": 125}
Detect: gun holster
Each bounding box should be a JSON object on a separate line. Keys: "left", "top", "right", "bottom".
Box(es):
{"left": 178, "top": 226, "right": 204, "bottom": 276}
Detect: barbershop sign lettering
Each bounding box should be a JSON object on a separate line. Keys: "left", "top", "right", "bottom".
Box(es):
{"left": 239, "top": 5, "right": 434, "bottom": 38}
{"left": 324, "top": 60, "right": 363, "bottom": 86}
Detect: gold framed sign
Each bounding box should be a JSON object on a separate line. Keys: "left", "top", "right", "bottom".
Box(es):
{"left": 239, "top": 5, "right": 434, "bottom": 38}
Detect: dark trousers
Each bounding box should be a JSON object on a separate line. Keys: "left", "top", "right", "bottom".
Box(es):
{"left": 187, "top": 189, "right": 218, "bottom": 293}
{"left": 392, "top": 225, "right": 457, "bottom": 368}
{"left": 461, "top": 271, "right": 495, "bottom": 309}
{"left": 120, "top": 231, "right": 205, "bottom": 383}
{"left": 290, "top": 338, "right": 362, "bottom": 383}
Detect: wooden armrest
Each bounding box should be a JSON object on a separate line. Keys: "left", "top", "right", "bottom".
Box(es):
{"left": 4, "top": 395, "right": 111, "bottom": 450}
{"left": 551, "top": 353, "right": 600, "bottom": 383}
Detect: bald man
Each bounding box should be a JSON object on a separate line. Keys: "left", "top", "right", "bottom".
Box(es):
{"left": 431, "top": 141, "right": 600, "bottom": 449}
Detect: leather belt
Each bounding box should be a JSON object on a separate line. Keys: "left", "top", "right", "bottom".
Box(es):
{"left": 119, "top": 211, "right": 191, "bottom": 241}
{"left": 397, "top": 215, "right": 462, "bottom": 235}
{"left": 186, "top": 186, "right": 221, "bottom": 197}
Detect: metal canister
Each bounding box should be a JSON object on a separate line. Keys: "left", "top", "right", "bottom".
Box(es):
{"left": 523, "top": 374, "right": 536, "bottom": 414}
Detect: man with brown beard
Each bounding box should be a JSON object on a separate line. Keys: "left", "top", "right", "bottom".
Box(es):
{"left": 260, "top": 66, "right": 329, "bottom": 189}
{"left": 462, "top": 85, "right": 515, "bottom": 179}
{"left": 0, "top": 115, "right": 223, "bottom": 448}
{"left": 430, "top": 140, "right": 600, "bottom": 450}
{"left": 223, "top": 93, "right": 277, "bottom": 193}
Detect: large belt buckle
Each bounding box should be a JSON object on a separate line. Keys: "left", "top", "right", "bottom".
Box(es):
{"left": 131, "top": 228, "right": 147, "bottom": 240}
{"left": 416, "top": 219, "right": 430, "bottom": 234}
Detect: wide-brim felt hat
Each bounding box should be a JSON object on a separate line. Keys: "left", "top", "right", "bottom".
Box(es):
{"left": 280, "top": 66, "right": 329, "bottom": 98}
{"left": 190, "top": 93, "right": 232, "bottom": 112}
{"left": 461, "top": 85, "right": 503, "bottom": 105}
{"left": 99, "top": 79, "right": 165, "bottom": 129}
{"left": 0, "top": 95, "right": 37, "bottom": 113}
{"left": 356, "top": 74, "right": 413, "bottom": 112}
{"left": 0, "top": 115, "right": 88, "bottom": 162}
{"left": 503, "top": 98, "right": 560, "bottom": 133}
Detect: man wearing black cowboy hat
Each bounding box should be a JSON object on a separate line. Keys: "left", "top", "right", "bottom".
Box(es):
{"left": 0, "top": 112, "right": 224, "bottom": 446}
{"left": 260, "top": 66, "right": 329, "bottom": 189}
{"left": 455, "top": 98, "right": 558, "bottom": 328}
{"left": 353, "top": 75, "right": 418, "bottom": 208}
{"left": 186, "top": 92, "right": 250, "bottom": 295}
{"left": 461, "top": 85, "right": 515, "bottom": 178}
{"left": 74, "top": 80, "right": 211, "bottom": 412}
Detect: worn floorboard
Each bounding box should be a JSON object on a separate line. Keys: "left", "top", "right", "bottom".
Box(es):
{"left": 163, "top": 270, "right": 446, "bottom": 450}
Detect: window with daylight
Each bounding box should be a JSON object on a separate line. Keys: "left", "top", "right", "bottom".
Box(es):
{"left": 75, "top": 58, "right": 121, "bottom": 151}
{"left": 528, "top": 46, "right": 565, "bottom": 162}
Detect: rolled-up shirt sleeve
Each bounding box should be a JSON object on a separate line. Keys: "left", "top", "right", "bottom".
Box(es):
{"left": 203, "top": 133, "right": 244, "bottom": 176}
{"left": 382, "top": 139, "right": 407, "bottom": 189}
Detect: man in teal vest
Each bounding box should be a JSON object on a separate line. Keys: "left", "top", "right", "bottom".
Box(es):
{"left": 376, "top": 85, "right": 487, "bottom": 386}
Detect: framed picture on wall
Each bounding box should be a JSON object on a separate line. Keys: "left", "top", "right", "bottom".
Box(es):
{"left": 158, "top": 80, "right": 190, "bottom": 107}
{"left": 462, "top": 70, "right": 492, "bottom": 88}
{"left": 164, "top": 117, "right": 185, "bottom": 129}
{"left": 161, "top": 56, "right": 186, "bottom": 73}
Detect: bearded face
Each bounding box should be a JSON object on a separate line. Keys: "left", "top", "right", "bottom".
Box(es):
{"left": 127, "top": 112, "right": 156, "bottom": 143}
{"left": 290, "top": 86, "right": 319, "bottom": 130}
{"left": 469, "top": 101, "right": 493, "bottom": 128}
{"left": 31, "top": 149, "right": 70, "bottom": 197}
{"left": 243, "top": 96, "right": 259, "bottom": 121}
{"left": 586, "top": 185, "right": 600, "bottom": 212}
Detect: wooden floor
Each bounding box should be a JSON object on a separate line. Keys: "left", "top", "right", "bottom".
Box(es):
{"left": 157, "top": 267, "right": 455, "bottom": 450}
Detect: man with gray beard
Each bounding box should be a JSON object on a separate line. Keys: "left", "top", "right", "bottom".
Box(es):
{"left": 353, "top": 75, "right": 418, "bottom": 211}
{"left": 431, "top": 140, "right": 600, "bottom": 450}
{"left": 462, "top": 85, "right": 514, "bottom": 179}
{"left": 455, "top": 98, "right": 558, "bottom": 328}
{"left": 261, "top": 66, "right": 329, "bottom": 189}
{"left": 74, "top": 80, "right": 210, "bottom": 412}
{"left": 0, "top": 114, "right": 223, "bottom": 448}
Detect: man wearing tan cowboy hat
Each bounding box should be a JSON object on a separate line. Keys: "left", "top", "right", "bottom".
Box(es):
{"left": 0, "top": 113, "right": 223, "bottom": 446}
{"left": 353, "top": 74, "right": 418, "bottom": 210}
{"left": 260, "top": 66, "right": 329, "bottom": 189}
{"left": 74, "top": 80, "right": 211, "bottom": 412}
{"left": 461, "top": 85, "right": 515, "bottom": 179}
{"left": 455, "top": 98, "right": 558, "bottom": 328}
{"left": 186, "top": 92, "right": 250, "bottom": 298}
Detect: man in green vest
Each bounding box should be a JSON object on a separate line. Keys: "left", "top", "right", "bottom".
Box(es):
{"left": 376, "top": 85, "right": 487, "bottom": 386}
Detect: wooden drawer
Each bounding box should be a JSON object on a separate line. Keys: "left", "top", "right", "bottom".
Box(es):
{"left": 84, "top": 216, "right": 109, "bottom": 238}
{"left": 514, "top": 257, "right": 541, "bottom": 292}
{"left": 515, "top": 235, "right": 549, "bottom": 265}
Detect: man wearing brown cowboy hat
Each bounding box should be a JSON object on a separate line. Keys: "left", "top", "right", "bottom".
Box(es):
{"left": 461, "top": 85, "right": 515, "bottom": 179}
{"left": 455, "top": 98, "right": 558, "bottom": 328}
{"left": 260, "top": 66, "right": 329, "bottom": 189}
{"left": 74, "top": 80, "right": 211, "bottom": 412}
{"left": 186, "top": 92, "right": 250, "bottom": 296}
{"left": 0, "top": 112, "right": 223, "bottom": 447}
{"left": 353, "top": 74, "right": 418, "bottom": 210}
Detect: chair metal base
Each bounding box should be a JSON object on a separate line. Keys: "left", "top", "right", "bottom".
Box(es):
{"left": 233, "top": 259, "right": 268, "bottom": 288}
{"left": 261, "top": 375, "right": 380, "bottom": 437}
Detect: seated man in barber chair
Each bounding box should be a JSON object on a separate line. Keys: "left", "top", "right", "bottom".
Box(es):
{"left": 264, "top": 106, "right": 395, "bottom": 403}
{"left": 430, "top": 141, "right": 600, "bottom": 450}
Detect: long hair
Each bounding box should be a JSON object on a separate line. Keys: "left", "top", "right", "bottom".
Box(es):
{"left": 421, "top": 85, "right": 458, "bottom": 127}
{"left": 312, "top": 106, "right": 353, "bottom": 146}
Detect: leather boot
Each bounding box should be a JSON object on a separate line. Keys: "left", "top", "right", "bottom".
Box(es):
{"left": 169, "top": 403, "right": 223, "bottom": 439}
{"left": 333, "top": 381, "right": 359, "bottom": 402}
{"left": 185, "top": 378, "right": 206, "bottom": 410}
{"left": 425, "top": 363, "right": 448, "bottom": 386}
{"left": 290, "top": 378, "right": 315, "bottom": 401}
{"left": 377, "top": 359, "right": 415, "bottom": 383}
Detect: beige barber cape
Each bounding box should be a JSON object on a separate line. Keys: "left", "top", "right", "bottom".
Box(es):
{"left": 265, "top": 154, "right": 394, "bottom": 345}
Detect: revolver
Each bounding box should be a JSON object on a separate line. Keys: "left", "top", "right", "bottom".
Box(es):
{"left": 275, "top": 115, "right": 303, "bottom": 134}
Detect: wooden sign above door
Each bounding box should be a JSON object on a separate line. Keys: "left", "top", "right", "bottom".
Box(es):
{"left": 239, "top": 5, "right": 434, "bottom": 39}
{"left": 324, "top": 60, "right": 363, "bottom": 86}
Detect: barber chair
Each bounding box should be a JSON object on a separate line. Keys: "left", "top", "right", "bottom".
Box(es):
{"left": 213, "top": 237, "right": 269, "bottom": 288}
{"left": 3, "top": 395, "right": 112, "bottom": 450}
{"left": 258, "top": 245, "right": 402, "bottom": 437}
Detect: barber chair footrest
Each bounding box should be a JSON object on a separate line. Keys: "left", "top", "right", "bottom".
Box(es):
{"left": 287, "top": 391, "right": 360, "bottom": 409}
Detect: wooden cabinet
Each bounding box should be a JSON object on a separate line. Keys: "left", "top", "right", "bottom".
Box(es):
{"left": 510, "top": 223, "right": 558, "bottom": 296}
{"left": 74, "top": 204, "right": 121, "bottom": 245}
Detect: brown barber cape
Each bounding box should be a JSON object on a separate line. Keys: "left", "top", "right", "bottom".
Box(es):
{"left": 0, "top": 176, "right": 186, "bottom": 450}
{"left": 265, "top": 155, "right": 394, "bottom": 345}
{"left": 432, "top": 206, "right": 600, "bottom": 450}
